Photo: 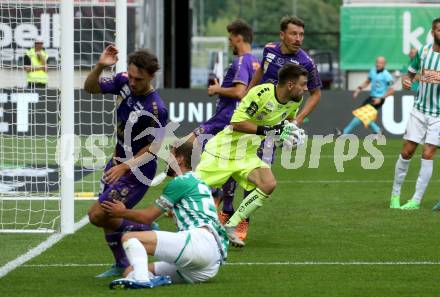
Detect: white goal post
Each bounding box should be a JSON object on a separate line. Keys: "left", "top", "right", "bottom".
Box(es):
{"left": 0, "top": 0, "right": 129, "bottom": 234}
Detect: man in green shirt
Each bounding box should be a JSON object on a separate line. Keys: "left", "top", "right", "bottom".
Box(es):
{"left": 102, "top": 141, "right": 228, "bottom": 289}
{"left": 390, "top": 18, "right": 440, "bottom": 210}
{"left": 196, "top": 63, "right": 308, "bottom": 247}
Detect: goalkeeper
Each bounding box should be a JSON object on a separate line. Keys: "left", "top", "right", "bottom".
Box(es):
{"left": 196, "top": 63, "right": 308, "bottom": 247}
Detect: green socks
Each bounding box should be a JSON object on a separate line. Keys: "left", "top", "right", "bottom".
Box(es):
{"left": 225, "top": 188, "right": 269, "bottom": 227}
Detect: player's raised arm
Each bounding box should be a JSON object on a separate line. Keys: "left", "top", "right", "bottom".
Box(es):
{"left": 84, "top": 44, "right": 119, "bottom": 94}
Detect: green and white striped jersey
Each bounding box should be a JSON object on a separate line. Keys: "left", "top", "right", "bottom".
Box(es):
{"left": 155, "top": 171, "right": 228, "bottom": 261}
{"left": 409, "top": 44, "right": 440, "bottom": 117}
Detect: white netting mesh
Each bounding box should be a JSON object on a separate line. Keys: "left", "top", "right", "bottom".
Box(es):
{"left": 0, "top": 0, "right": 118, "bottom": 232}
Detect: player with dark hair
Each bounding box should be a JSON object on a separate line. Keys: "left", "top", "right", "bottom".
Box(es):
{"left": 102, "top": 140, "right": 228, "bottom": 289}
{"left": 226, "top": 16, "right": 322, "bottom": 243}
{"left": 196, "top": 63, "right": 308, "bottom": 247}
{"left": 391, "top": 18, "right": 440, "bottom": 210}
{"left": 84, "top": 45, "right": 168, "bottom": 277}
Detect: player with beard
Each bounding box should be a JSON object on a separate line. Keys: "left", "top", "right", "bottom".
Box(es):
{"left": 102, "top": 141, "right": 228, "bottom": 289}
{"left": 85, "top": 46, "right": 168, "bottom": 278}
{"left": 390, "top": 18, "right": 440, "bottom": 210}
{"left": 196, "top": 63, "right": 308, "bottom": 247}
{"left": 225, "top": 16, "right": 322, "bottom": 243}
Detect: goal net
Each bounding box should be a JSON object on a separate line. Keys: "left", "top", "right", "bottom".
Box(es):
{"left": 0, "top": 0, "right": 124, "bottom": 233}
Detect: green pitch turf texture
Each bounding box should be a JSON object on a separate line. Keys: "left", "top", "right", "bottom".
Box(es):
{"left": 1, "top": 139, "right": 440, "bottom": 297}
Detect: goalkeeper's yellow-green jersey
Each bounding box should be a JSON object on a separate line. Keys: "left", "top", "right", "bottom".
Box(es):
{"left": 204, "top": 83, "right": 302, "bottom": 160}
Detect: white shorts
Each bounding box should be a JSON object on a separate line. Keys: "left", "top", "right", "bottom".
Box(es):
{"left": 403, "top": 108, "right": 440, "bottom": 146}
{"left": 153, "top": 228, "right": 222, "bottom": 284}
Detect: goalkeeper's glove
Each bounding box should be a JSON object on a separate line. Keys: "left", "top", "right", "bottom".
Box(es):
{"left": 282, "top": 128, "right": 306, "bottom": 149}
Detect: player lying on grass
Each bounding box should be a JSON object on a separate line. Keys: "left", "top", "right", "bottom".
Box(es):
{"left": 84, "top": 45, "right": 168, "bottom": 277}
{"left": 102, "top": 140, "right": 228, "bottom": 289}
{"left": 196, "top": 63, "right": 308, "bottom": 247}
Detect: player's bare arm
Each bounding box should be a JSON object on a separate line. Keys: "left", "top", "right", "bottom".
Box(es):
{"left": 231, "top": 120, "right": 258, "bottom": 134}
{"left": 104, "top": 143, "right": 157, "bottom": 184}
{"left": 208, "top": 79, "right": 247, "bottom": 99}
{"left": 84, "top": 44, "right": 119, "bottom": 94}
{"left": 402, "top": 72, "right": 416, "bottom": 90}
{"left": 294, "top": 88, "right": 321, "bottom": 125}
{"left": 102, "top": 200, "right": 163, "bottom": 224}
{"left": 246, "top": 66, "right": 263, "bottom": 93}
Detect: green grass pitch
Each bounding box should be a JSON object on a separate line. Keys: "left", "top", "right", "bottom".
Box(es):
{"left": 1, "top": 139, "right": 440, "bottom": 297}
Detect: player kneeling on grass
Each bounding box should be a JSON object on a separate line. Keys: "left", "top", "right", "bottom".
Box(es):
{"left": 102, "top": 141, "right": 228, "bottom": 289}
{"left": 196, "top": 63, "right": 308, "bottom": 247}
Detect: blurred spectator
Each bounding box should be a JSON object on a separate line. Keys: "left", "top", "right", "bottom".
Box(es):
{"left": 336, "top": 56, "right": 395, "bottom": 135}
{"left": 24, "top": 37, "right": 48, "bottom": 88}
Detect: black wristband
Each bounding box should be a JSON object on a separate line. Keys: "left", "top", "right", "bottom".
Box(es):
{"left": 256, "top": 124, "right": 283, "bottom": 136}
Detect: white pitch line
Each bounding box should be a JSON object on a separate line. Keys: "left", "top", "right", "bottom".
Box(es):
{"left": 0, "top": 216, "right": 89, "bottom": 279}
{"left": 21, "top": 261, "right": 440, "bottom": 268}
{"left": 277, "top": 180, "right": 440, "bottom": 184}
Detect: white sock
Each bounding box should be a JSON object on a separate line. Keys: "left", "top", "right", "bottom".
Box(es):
{"left": 412, "top": 159, "right": 433, "bottom": 203}
{"left": 123, "top": 238, "right": 150, "bottom": 282}
{"left": 391, "top": 155, "right": 411, "bottom": 196}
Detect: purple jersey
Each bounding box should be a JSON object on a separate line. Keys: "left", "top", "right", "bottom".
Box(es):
{"left": 260, "top": 42, "right": 322, "bottom": 91}
{"left": 99, "top": 72, "right": 168, "bottom": 161}
{"left": 194, "top": 53, "right": 259, "bottom": 138}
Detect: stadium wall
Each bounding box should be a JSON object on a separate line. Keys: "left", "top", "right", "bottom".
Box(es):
{"left": 0, "top": 89, "right": 416, "bottom": 138}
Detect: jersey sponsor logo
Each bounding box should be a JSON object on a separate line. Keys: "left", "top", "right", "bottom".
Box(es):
{"left": 245, "top": 101, "right": 259, "bottom": 116}
{"left": 289, "top": 58, "right": 299, "bottom": 64}
{"left": 420, "top": 69, "right": 440, "bottom": 85}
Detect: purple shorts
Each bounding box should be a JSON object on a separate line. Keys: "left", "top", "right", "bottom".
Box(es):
{"left": 98, "top": 159, "right": 157, "bottom": 209}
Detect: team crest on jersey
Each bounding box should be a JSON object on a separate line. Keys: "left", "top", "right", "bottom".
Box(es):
{"left": 276, "top": 57, "right": 285, "bottom": 66}
{"left": 264, "top": 101, "right": 275, "bottom": 112}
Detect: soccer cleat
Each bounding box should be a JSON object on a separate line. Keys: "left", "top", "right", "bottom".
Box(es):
{"left": 235, "top": 219, "right": 249, "bottom": 241}
{"left": 96, "top": 265, "right": 125, "bottom": 278}
{"left": 432, "top": 201, "right": 440, "bottom": 211}
{"left": 109, "top": 275, "right": 172, "bottom": 290}
{"left": 225, "top": 226, "right": 245, "bottom": 247}
{"left": 400, "top": 199, "right": 420, "bottom": 210}
{"left": 389, "top": 195, "right": 400, "bottom": 209}
{"left": 217, "top": 211, "right": 231, "bottom": 225}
